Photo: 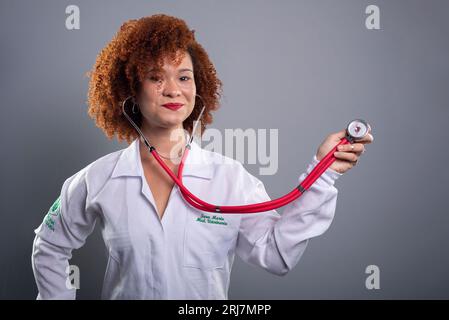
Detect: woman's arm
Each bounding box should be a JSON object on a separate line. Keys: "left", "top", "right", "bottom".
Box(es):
{"left": 31, "top": 169, "right": 98, "bottom": 299}
{"left": 235, "top": 156, "right": 341, "bottom": 276}
{"left": 235, "top": 128, "right": 373, "bottom": 275}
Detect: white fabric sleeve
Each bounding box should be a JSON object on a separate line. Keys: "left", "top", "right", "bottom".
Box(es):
{"left": 235, "top": 155, "right": 342, "bottom": 276}
{"left": 31, "top": 170, "right": 98, "bottom": 299}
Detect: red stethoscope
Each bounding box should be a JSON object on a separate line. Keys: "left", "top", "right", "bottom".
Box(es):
{"left": 122, "top": 96, "right": 371, "bottom": 214}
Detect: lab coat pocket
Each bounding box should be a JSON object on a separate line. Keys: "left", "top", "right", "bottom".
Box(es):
{"left": 183, "top": 211, "right": 240, "bottom": 270}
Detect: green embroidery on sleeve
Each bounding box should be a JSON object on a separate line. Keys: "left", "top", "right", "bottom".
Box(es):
{"left": 44, "top": 196, "right": 61, "bottom": 231}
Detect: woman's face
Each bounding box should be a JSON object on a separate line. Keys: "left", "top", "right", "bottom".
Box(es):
{"left": 138, "top": 51, "right": 196, "bottom": 132}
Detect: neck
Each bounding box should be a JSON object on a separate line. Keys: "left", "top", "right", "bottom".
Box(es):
{"left": 139, "top": 124, "right": 188, "bottom": 164}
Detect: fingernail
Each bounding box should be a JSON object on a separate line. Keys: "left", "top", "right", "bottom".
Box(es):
{"left": 337, "top": 146, "right": 343, "bottom": 151}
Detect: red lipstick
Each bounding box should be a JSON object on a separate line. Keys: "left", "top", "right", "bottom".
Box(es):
{"left": 162, "top": 103, "right": 184, "bottom": 111}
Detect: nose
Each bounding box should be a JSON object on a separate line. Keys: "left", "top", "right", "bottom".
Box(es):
{"left": 162, "top": 77, "right": 181, "bottom": 97}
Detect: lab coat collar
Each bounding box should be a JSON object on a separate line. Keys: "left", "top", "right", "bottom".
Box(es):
{"left": 111, "top": 135, "right": 214, "bottom": 180}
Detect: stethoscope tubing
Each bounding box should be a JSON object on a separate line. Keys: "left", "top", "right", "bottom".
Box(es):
{"left": 122, "top": 95, "right": 362, "bottom": 214}
{"left": 149, "top": 136, "right": 352, "bottom": 214}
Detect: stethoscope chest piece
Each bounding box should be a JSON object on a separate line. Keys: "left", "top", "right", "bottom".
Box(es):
{"left": 346, "top": 119, "right": 370, "bottom": 141}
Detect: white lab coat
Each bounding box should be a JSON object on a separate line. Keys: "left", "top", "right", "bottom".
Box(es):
{"left": 32, "top": 137, "right": 342, "bottom": 300}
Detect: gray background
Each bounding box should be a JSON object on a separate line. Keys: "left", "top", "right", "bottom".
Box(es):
{"left": 1, "top": 0, "right": 448, "bottom": 299}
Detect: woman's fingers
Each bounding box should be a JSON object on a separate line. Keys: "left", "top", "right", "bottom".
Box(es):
{"left": 328, "top": 126, "right": 373, "bottom": 173}
{"left": 337, "top": 143, "right": 365, "bottom": 153}
{"left": 334, "top": 151, "right": 359, "bottom": 162}
{"left": 356, "top": 133, "right": 374, "bottom": 144}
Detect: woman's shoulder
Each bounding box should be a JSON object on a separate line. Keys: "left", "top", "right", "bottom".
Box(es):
{"left": 61, "top": 147, "right": 127, "bottom": 200}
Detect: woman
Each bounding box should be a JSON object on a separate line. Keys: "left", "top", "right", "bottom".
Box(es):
{"left": 32, "top": 14, "right": 373, "bottom": 299}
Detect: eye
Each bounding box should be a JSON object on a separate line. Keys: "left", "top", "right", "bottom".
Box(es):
{"left": 147, "top": 73, "right": 163, "bottom": 82}
{"left": 149, "top": 76, "right": 161, "bottom": 82}
{"left": 180, "top": 76, "right": 191, "bottom": 81}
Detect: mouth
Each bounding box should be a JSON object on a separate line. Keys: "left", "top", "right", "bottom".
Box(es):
{"left": 161, "top": 103, "right": 184, "bottom": 111}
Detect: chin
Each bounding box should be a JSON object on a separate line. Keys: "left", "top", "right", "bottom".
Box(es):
{"left": 159, "top": 116, "right": 185, "bottom": 128}
{"left": 162, "top": 110, "right": 189, "bottom": 122}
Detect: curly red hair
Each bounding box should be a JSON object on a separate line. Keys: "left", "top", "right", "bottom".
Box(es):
{"left": 86, "top": 14, "right": 223, "bottom": 144}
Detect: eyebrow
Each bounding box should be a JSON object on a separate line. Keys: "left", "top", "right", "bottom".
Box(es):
{"left": 148, "top": 68, "right": 193, "bottom": 73}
